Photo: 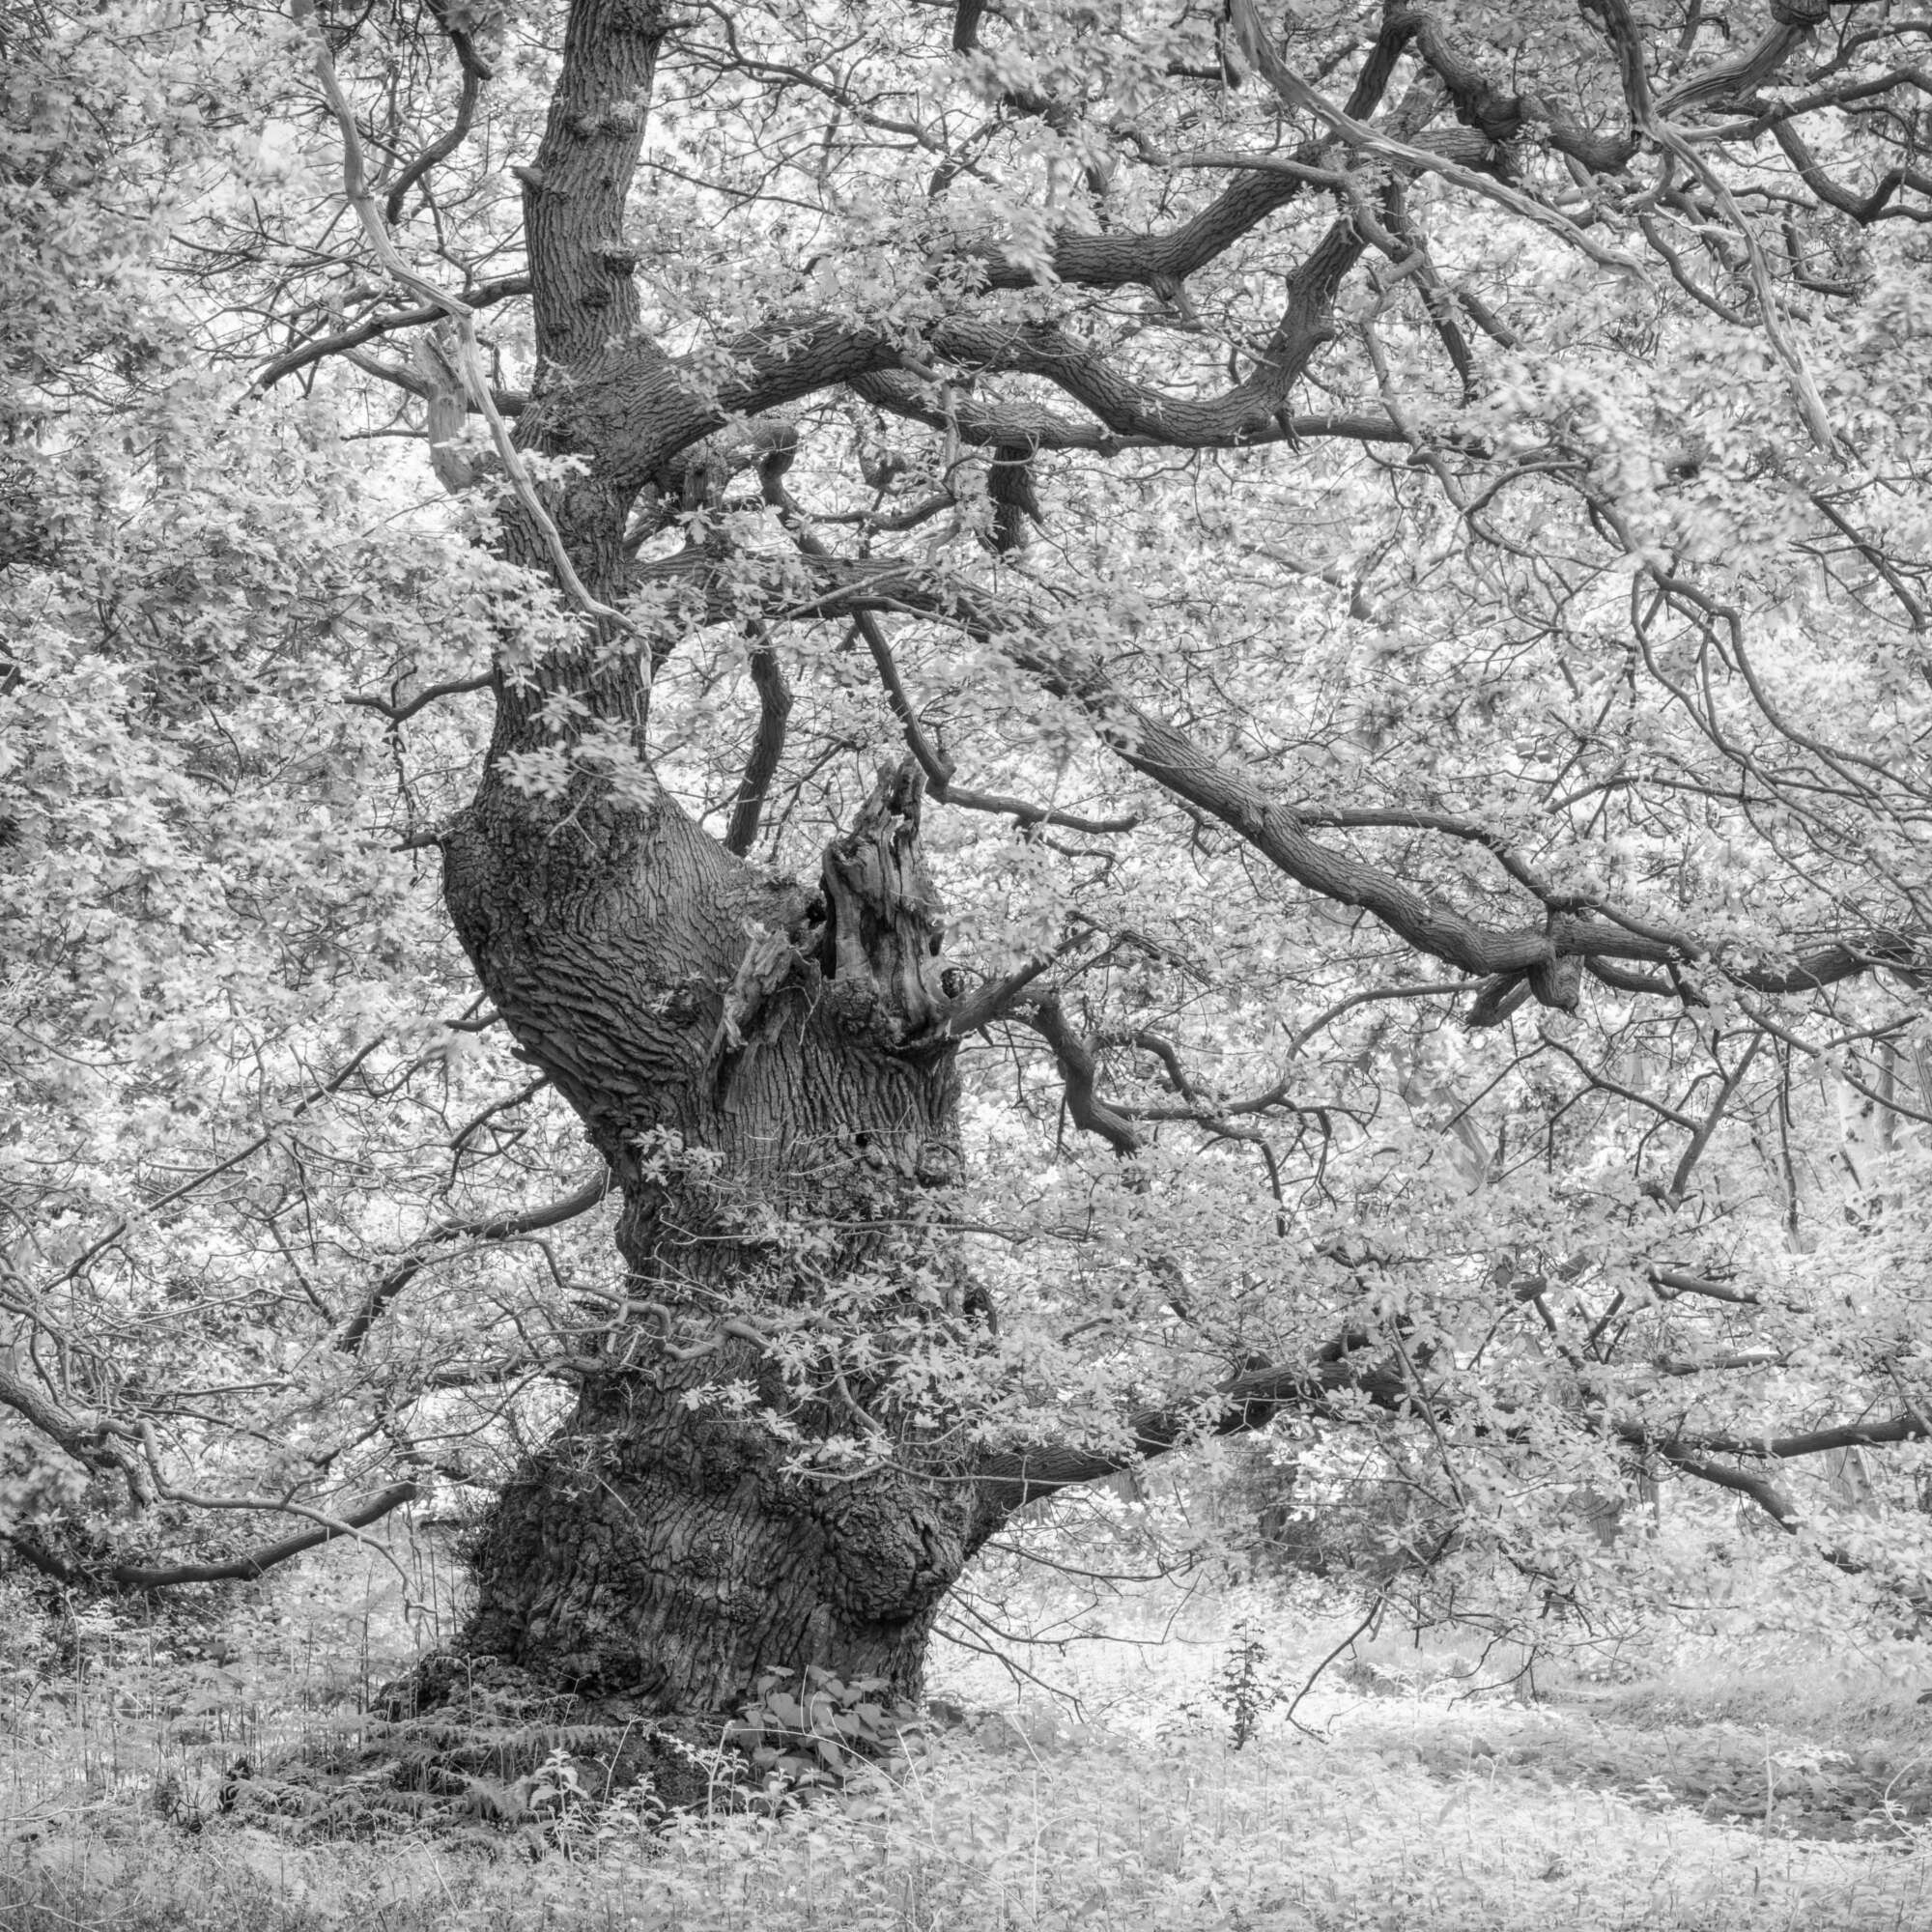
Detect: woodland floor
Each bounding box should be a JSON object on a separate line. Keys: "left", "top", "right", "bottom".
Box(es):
{"left": 1, "top": 1550, "right": 1930, "bottom": 1931}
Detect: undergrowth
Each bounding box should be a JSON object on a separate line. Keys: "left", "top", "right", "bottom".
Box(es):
{"left": 7, "top": 1703, "right": 1932, "bottom": 1931}
{"left": 4, "top": 1564, "right": 1932, "bottom": 1929}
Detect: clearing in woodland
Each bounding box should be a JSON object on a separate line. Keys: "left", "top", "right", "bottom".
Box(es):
{"left": 3, "top": 1527, "right": 1932, "bottom": 1931}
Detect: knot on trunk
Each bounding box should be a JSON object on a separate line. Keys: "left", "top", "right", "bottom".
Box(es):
{"left": 819, "top": 760, "right": 952, "bottom": 1048}
{"left": 1466, "top": 913, "right": 1584, "bottom": 1029}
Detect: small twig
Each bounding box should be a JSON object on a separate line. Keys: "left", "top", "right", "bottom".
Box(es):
{"left": 1282, "top": 1589, "right": 1390, "bottom": 1741}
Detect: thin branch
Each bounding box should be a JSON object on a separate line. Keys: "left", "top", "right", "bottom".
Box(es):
{"left": 764, "top": 479, "right": 1140, "bottom": 836}
{"left": 1226, "top": 0, "right": 1650, "bottom": 278}
{"left": 48, "top": 1038, "right": 385, "bottom": 1289}
{"left": 345, "top": 671, "right": 493, "bottom": 724}
{"left": 335, "top": 1169, "right": 613, "bottom": 1353}
{"left": 296, "top": 0, "right": 641, "bottom": 654}
{"left": 1661, "top": 1031, "right": 1767, "bottom": 1206}
{"left": 248, "top": 277, "right": 531, "bottom": 400}
{"left": 1541, "top": 1032, "right": 1698, "bottom": 1129}
{"left": 383, "top": 0, "right": 493, "bottom": 226}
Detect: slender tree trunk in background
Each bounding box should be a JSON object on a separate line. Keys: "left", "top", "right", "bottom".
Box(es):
{"left": 441, "top": 756, "right": 989, "bottom": 1713}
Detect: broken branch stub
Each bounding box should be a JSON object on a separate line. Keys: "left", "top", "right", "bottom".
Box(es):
{"left": 820, "top": 761, "right": 952, "bottom": 1047}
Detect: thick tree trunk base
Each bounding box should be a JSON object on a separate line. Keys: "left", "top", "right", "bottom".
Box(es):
{"left": 458, "top": 1377, "right": 982, "bottom": 1716}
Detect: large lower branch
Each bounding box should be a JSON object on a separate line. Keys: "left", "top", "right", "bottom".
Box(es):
{"left": 850, "top": 378, "right": 1406, "bottom": 454}
{"left": 4, "top": 1483, "right": 421, "bottom": 1592}
{"left": 1049, "top": 679, "right": 1923, "bottom": 1001}
{"left": 639, "top": 549, "right": 1926, "bottom": 1010}
{"left": 0, "top": 1367, "right": 146, "bottom": 1496}
{"left": 1025, "top": 999, "right": 1143, "bottom": 1155}
{"left": 556, "top": 261, "right": 1378, "bottom": 500}
{"left": 1621, "top": 1413, "right": 1932, "bottom": 1463}
{"left": 977, "top": 1341, "right": 1407, "bottom": 1513}
{"left": 980, "top": 1339, "right": 1932, "bottom": 1565}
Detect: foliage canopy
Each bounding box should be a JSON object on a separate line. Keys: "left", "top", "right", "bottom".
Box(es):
{"left": 7, "top": 0, "right": 1932, "bottom": 1688}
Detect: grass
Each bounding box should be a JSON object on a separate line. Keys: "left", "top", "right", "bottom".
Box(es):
{"left": 2, "top": 1571, "right": 1930, "bottom": 1930}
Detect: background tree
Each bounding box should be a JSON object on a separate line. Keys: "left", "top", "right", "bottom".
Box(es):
{"left": 7, "top": 0, "right": 1932, "bottom": 1723}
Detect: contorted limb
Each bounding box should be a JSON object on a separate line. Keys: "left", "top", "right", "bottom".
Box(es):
{"left": 754, "top": 554, "right": 1931, "bottom": 1016}
{"left": 723, "top": 629, "right": 792, "bottom": 859}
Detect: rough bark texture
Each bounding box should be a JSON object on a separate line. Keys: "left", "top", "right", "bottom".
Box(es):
{"left": 440, "top": 728, "right": 993, "bottom": 1710}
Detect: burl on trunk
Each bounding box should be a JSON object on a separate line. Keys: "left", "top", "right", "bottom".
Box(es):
{"left": 441, "top": 756, "right": 994, "bottom": 1715}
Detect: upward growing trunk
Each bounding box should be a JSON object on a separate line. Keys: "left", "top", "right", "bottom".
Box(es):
{"left": 442, "top": 757, "right": 993, "bottom": 1714}
{"left": 419, "top": 0, "right": 1016, "bottom": 1720}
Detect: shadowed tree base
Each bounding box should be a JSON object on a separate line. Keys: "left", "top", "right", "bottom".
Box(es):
{"left": 457, "top": 1385, "right": 989, "bottom": 1712}
{"left": 223, "top": 1657, "right": 756, "bottom": 1832}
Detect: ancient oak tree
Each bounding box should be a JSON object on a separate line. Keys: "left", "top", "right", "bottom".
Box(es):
{"left": 7, "top": 0, "right": 1932, "bottom": 1717}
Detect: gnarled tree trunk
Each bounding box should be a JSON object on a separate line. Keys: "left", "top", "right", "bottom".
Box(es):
{"left": 442, "top": 752, "right": 991, "bottom": 1713}
{"left": 402, "top": 0, "right": 1012, "bottom": 1719}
